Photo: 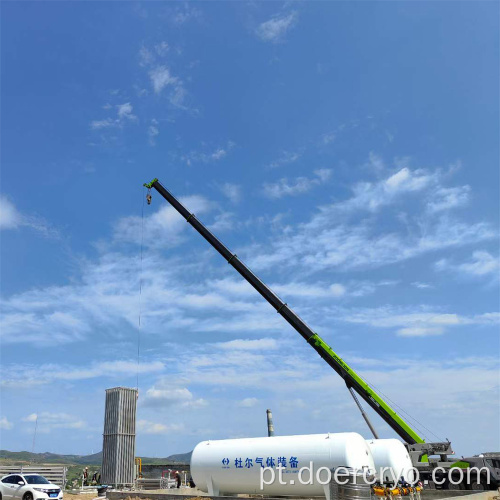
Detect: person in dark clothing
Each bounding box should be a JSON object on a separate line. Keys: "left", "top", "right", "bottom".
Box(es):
{"left": 175, "top": 471, "right": 181, "bottom": 488}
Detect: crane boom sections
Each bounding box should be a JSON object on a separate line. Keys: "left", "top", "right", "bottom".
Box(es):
{"left": 144, "top": 178, "right": 425, "bottom": 445}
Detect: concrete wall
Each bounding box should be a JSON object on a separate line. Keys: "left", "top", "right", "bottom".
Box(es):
{"left": 141, "top": 464, "right": 190, "bottom": 479}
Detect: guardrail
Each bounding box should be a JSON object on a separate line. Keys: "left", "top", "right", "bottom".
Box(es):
{"left": 0, "top": 465, "right": 68, "bottom": 487}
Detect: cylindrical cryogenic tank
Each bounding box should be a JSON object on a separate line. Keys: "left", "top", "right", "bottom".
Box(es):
{"left": 365, "top": 439, "right": 415, "bottom": 484}
{"left": 191, "top": 433, "right": 376, "bottom": 497}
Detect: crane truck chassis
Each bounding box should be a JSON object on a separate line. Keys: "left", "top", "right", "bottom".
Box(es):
{"left": 143, "top": 178, "right": 500, "bottom": 490}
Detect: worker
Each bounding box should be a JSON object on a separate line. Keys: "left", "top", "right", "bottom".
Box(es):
{"left": 175, "top": 471, "right": 181, "bottom": 488}
{"left": 83, "top": 467, "right": 89, "bottom": 486}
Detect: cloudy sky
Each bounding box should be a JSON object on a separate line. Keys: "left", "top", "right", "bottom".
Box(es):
{"left": 1, "top": 2, "right": 498, "bottom": 458}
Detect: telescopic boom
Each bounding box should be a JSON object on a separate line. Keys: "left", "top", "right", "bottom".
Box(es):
{"left": 144, "top": 178, "right": 424, "bottom": 445}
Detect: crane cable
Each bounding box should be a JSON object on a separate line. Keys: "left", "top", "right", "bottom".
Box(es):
{"left": 355, "top": 369, "right": 445, "bottom": 443}
{"left": 137, "top": 189, "right": 146, "bottom": 392}
{"left": 136, "top": 181, "right": 444, "bottom": 443}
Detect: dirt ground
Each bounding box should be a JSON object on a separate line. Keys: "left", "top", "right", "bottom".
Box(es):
{"left": 63, "top": 493, "right": 100, "bottom": 500}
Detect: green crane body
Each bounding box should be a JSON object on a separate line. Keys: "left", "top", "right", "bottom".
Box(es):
{"left": 145, "top": 179, "right": 500, "bottom": 490}
{"left": 144, "top": 178, "right": 425, "bottom": 446}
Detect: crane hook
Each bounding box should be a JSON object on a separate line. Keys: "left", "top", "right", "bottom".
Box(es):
{"left": 146, "top": 189, "right": 152, "bottom": 205}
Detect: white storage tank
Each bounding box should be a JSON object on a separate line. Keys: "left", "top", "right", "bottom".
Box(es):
{"left": 191, "top": 432, "right": 376, "bottom": 497}
{"left": 366, "top": 439, "right": 415, "bottom": 484}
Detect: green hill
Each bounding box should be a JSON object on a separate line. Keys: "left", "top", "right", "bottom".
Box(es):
{"left": 0, "top": 450, "right": 192, "bottom": 465}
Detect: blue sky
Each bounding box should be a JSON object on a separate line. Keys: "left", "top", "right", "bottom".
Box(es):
{"left": 1, "top": 2, "right": 499, "bottom": 458}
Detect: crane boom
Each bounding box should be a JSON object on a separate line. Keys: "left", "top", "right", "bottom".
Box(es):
{"left": 144, "top": 178, "right": 424, "bottom": 445}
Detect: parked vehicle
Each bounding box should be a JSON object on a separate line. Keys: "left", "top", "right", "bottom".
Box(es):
{"left": 0, "top": 474, "right": 63, "bottom": 500}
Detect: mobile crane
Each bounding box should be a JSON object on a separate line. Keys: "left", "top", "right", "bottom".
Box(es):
{"left": 143, "top": 178, "right": 499, "bottom": 490}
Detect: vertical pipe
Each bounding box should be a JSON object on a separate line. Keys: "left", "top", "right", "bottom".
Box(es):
{"left": 266, "top": 409, "right": 275, "bottom": 437}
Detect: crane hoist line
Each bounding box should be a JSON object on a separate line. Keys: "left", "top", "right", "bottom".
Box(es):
{"left": 143, "top": 178, "right": 453, "bottom": 468}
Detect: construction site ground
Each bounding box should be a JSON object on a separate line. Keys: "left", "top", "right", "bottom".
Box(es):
{"left": 101, "top": 488, "right": 499, "bottom": 500}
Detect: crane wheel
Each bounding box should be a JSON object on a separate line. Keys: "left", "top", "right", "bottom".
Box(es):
{"left": 470, "top": 481, "right": 485, "bottom": 491}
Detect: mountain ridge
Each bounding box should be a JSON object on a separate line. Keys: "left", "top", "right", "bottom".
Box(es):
{"left": 0, "top": 450, "right": 192, "bottom": 465}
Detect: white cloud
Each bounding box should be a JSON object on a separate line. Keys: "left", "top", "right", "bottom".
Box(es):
{"left": 335, "top": 167, "right": 436, "bottom": 213}
{"left": 0, "top": 196, "right": 22, "bottom": 229}
{"left": 397, "top": 326, "right": 444, "bottom": 337}
{"left": 0, "top": 310, "right": 91, "bottom": 345}
{"left": 169, "top": 85, "right": 187, "bottom": 108}
{"left": 139, "top": 42, "right": 169, "bottom": 67}
{"left": 338, "top": 306, "right": 500, "bottom": 337}
{"left": 211, "top": 148, "right": 226, "bottom": 160}
{"left": 248, "top": 206, "right": 495, "bottom": 273}
{"left": 172, "top": 4, "right": 202, "bottom": 25}
{"left": 238, "top": 397, "right": 258, "bottom": 408}
{"left": 268, "top": 150, "right": 301, "bottom": 169}
{"left": 148, "top": 119, "right": 159, "bottom": 146}
{"left": 315, "top": 168, "right": 332, "bottom": 182}
{"left": 22, "top": 412, "right": 86, "bottom": 433}
{"left": 366, "top": 152, "right": 385, "bottom": 172}
{"left": 181, "top": 142, "right": 235, "bottom": 166}
{"left": 155, "top": 41, "right": 169, "bottom": 56}
{"left": 216, "top": 338, "right": 278, "bottom": 351}
{"left": 1, "top": 360, "right": 164, "bottom": 389}
{"left": 436, "top": 251, "right": 499, "bottom": 278}
{"left": 2, "top": 206, "right": 493, "bottom": 353}
{"left": 272, "top": 281, "right": 346, "bottom": 298}
{"left": 459, "top": 251, "right": 499, "bottom": 276}
{"left": 256, "top": 12, "right": 298, "bottom": 43}
{"left": 116, "top": 102, "right": 135, "bottom": 120}
{"left": 0, "top": 196, "right": 57, "bottom": 237}
{"left": 207, "top": 277, "right": 255, "bottom": 297}
{"left": 427, "top": 185, "right": 470, "bottom": 213}
{"left": 322, "top": 132, "right": 336, "bottom": 145}
{"left": 114, "top": 194, "right": 212, "bottom": 248}
{"left": 149, "top": 125, "right": 159, "bottom": 141}
{"left": 1, "top": 151, "right": 496, "bottom": 455}
{"left": 208, "top": 212, "right": 234, "bottom": 232}
{"left": 412, "top": 282, "right": 433, "bottom": 289}
{"left": 0, "top": 241, "right": 289, "bottom": 349}
{"left": 138, "top": 42, "right": 192, "bottom": 108}
{"left": 322, "top": 159, "right": 471, "bottom": 218}
{"left": 139, "top": 46, "right": 155, "bottom": 67}
{"left": 90, "top": 118, "right": 115, "bottom": 130}
{"left": 219, "top": 183, "right": 241, "bottom": 203}
{"left": 148, "top": 66, "right": 188, "bottom": 108}
{"left": 90, "top": 103, "right": 136, "bottom": 130}
{"left": 150, "top": 66, "right": 178, "bottom": 94}
{"left": 161, "top": 339, "right": 499, "bottom": 454}
{"left": 263, "top": 169, "right": 332, "bottom": 199}
{"left": 142, "top": 386, "right": 207, "bottom": 409}
{"left": 137, "top": 420, "right": 184, "bottom": 434}
{"left": 0, "top": 417, "right": 13, "bottom": 430}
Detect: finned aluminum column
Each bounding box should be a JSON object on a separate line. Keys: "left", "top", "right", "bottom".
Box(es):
{"left": 266, "top": 409, "right": 275, "bottom": 437}
{"left": 101, "top": 387, "right": 138, "bottom": 487}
